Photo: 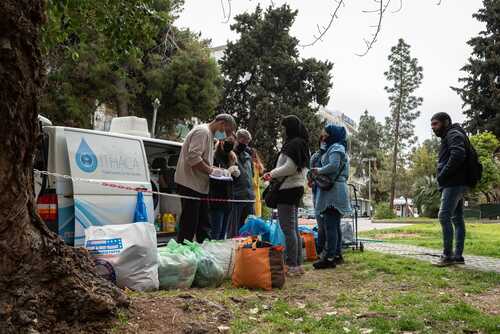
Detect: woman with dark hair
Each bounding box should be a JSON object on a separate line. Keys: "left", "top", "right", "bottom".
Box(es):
{"left": 263, "top": 115, "right": 310, "bottom": 276}
{"left": 311, "top": 124, "right": 351, "bottom": 269}
{"left": 209, "top": 136, "right": 240, "bottom": 240}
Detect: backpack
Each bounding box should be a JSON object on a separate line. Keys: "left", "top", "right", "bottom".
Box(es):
{"left": 462, "top": 133, "right": 483, "bottom": 188}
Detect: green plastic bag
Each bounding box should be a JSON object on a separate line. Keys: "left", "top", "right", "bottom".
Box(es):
{"left": 157, "top": 240, "right": 198, "bottom": 289}
{"left": 185, "top": 241, "right": 225, "bottom": 288}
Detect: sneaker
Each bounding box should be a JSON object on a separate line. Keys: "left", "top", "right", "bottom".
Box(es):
{"left": 298, "top": 266, "right": 306, "bottom": 275}
{"left": 334, "top": 255, "right": 345, "bottom": 265}
{"left": 433, "top": 256, "right": 455, "bottom": 267}
{"left": 287, "top": 266, "right": 302, "bottom": 277}
{"left": 313, "top": 258, "right": 337, "bottom": 270}
{"left": 453, "top": 256, "right": 465, "bottom": 265}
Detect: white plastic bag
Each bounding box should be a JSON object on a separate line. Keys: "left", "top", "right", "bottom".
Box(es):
{"left": 201, "top": 239, "right": 237, "bottom": 279}
{"left": 157, "top": 240, "right": 198, "bottom": 289}
{"left": 85, "top": 222, "right": 159, "bottom": 291}
{"left": 341, "top": 220, "right": 354, "bottom": 244}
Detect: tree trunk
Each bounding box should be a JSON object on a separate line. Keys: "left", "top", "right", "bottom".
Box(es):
{"left": 389, "top": 59, "right": 404, "bottom": 211}
{"left": 0, "top": 1, "right": 128, "bottom": 332}
{"left": 389, "top": 111, "right": 400, "bottom": 210}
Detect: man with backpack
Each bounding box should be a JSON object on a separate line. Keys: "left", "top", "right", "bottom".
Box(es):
{"left": 431, "top": 112, "right": 482, "bottom": 267}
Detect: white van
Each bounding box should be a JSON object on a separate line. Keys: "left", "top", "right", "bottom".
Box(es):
{"left": 34, "top": 116, "right": 182, "bottom": 247}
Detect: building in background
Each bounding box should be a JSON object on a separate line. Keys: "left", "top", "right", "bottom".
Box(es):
{"left": 210, "top": 45, "right": 226, "bottom": 63}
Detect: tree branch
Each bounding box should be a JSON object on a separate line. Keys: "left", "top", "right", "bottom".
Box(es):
{"left": 220, "top": 0, "right": 232, "bottom": 24}
{"left": 299, "top": 0, "right": 345, "bottom": 48}
{"left": 355, "top": 0, "right": 392, "bottom": 57}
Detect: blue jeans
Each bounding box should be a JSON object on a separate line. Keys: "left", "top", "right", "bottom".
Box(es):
{"left": 316, "top": 213, "right": 326, "bottom": 255}
{"left": 439, "top": 186, "right": 467, "bottom": 257}
{"left": 210, "top": 208, "right": 230, "bottom": 240}
{"left": 321, "top": 208, "right": 342, "bottom": 259}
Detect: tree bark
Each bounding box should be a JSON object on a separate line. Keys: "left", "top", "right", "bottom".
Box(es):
{"left": 0, "top": 1, "right": 128, "bottom": 332}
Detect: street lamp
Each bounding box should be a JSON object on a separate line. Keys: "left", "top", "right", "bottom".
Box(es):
{"left": 362, "top": 157, "right": 377, "bottom": 219}
{"left": 151, "top": 98, "right": 161, "bottom": 138}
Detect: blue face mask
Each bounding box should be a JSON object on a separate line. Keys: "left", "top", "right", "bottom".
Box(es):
{"left": 214, "top": 130, "right": 226, "bottom": 140}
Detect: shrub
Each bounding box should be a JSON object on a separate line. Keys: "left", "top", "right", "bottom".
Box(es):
{"left": 374, "top": 202, "right": 396, "bottom": 219}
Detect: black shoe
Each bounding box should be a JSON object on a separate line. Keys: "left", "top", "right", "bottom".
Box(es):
{"left": 453, "top": 256, "right": 465, "bottom": 265}
{"left": 433, "top": 256, "right": 455, "bottom": 267}
{"left": 313, "top": 258, "right": 337, "bottom": 270}
{"left": 334, "top": 256, "right": 344, "bottom": 265}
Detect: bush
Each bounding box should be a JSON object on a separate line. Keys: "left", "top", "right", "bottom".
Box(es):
{"left": 374, "top": 202, "right": 396, "bottom": 219}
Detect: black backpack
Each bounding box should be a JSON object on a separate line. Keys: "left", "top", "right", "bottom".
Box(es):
{"left": 463, "top": 134, "right": 483, "bottom": 188}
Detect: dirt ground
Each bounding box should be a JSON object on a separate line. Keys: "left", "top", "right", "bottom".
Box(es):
{"left": 114, "top": 293, "right": 232, "bottom": 334}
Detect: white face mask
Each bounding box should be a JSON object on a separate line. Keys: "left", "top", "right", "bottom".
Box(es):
{"left": 320, "top": 142, "right": 327, "bottom": 150}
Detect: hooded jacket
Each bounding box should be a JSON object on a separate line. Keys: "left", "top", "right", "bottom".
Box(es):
{"left": 437, "top": 123, "right": 468, "bottom": 189}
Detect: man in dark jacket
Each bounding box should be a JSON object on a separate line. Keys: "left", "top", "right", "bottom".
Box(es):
{"left": 431, "top": 112, "right": 468, "bottom": 267}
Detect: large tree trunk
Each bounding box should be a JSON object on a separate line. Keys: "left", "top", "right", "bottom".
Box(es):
{"left": 0, "top": 1, "right": 128, "bottom": 332}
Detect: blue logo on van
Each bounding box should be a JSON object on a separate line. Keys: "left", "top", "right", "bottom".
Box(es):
{"left": 76, "top": 138, "right": 97, "bottom": 173}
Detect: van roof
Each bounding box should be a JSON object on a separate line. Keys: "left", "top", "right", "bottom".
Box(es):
{"left": 45, "top": 125, "right": 182, "bottom": 147}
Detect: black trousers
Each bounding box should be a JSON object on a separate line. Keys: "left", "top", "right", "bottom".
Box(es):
{"left": 176, "top": 184, "right": 210, "bottom": 244}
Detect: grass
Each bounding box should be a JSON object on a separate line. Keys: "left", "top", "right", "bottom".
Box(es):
{"left": 128, "top": 251, "right": 500, "bottom": 334}
{"left": 360, "top": 222, "right": 500, "bottom": 258}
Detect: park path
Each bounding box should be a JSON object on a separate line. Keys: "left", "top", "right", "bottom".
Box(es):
{"left": 365, "top": 242, "right": 500, "bottom": 274}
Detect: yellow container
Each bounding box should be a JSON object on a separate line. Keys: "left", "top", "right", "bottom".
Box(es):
{"left": 162, "top": 213, "right": 176, "bottom": 233}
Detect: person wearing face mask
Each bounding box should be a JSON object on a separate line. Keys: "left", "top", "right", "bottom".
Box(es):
{"left": 263, "top": 115, "right": 310, "bottom": 277}
{"left": 430, "top": 112, "right": 471, "bottom": 267}
{"left": 175, "top": 113, "right": 236, "bottom": 243}
{"left": 208, "top": 136, "right": 240, "bottom": 240}
{"left": 311, "top": 124, "right": 351, "bottom": 270}
{"left": 227, "top": 129, "right": 255, "bottom": 238}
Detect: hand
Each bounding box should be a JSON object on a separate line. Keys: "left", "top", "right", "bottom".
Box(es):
{"left": 262, "top": 173, "right": 272, "bottom": 182}
{"left": 211, "top": 168, "right": 224, "bottom": 177}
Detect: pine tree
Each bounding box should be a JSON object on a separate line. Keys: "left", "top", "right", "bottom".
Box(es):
{"left": 219, "top": 5, "right": 333, "bottom": 165}
{"left": 453, "top": 0, "right": 500, "bottom": 138}
{"left": 384, "top": 38, "right": 423, "bottom": 210}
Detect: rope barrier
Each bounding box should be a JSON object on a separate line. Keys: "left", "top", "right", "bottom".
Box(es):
{"left": 33, "top": 169, "right": 256, "bottom": 204}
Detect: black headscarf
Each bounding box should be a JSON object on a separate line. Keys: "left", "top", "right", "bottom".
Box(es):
{"left": 280, "top": 115, "right": 310, "bottom": 170}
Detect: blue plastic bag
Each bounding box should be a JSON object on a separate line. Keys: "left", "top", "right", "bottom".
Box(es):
{"left": 134, "top": 192, "right": 149, "bottom": 222}
{"left": 240, "top": 216, "right": 286, "bottom": 247}
{"left": 267, "top": 221, "right": 286, "bottom": 247}
{"left": 239, "top": 215, "right": 270, "bottom": 238}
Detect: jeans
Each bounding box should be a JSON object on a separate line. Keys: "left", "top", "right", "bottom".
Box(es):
{"left": 227, "top": 202, "right": 254, "bottom": 238}
{"left": 210, "top": 208, "right": 230, "bottom": 240}
{"left": 278, "top": 204, "right": 303, "bottom": 267}
{"left": 316, "top": 213, "right": 326, "bottom": 255}
{"left": 321, "top": 208, "right": 342, "bottom": 259}
{"left": 176, "top": 184, "right": 210, "bottom": 244}
{"left": 439, "top": 186, "right": 467, "bottom": 257}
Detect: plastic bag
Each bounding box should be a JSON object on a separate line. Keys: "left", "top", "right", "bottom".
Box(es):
{"left": 157, "top": 240, "right": 198, "bottom": 289}
{"left": 267, "top": 221, "right": 286, "bottom": 247}
{"left": 134, "top": 192, "right": 149, "bottom": 222}
{"left": 85, "top": 222, "right": 159, "bottom": 291}
{"left": 185, "top": 241, "right": 225, "bottom": 288}
{"left": 239, "top": 215, "right": 270, "bottom": 238}
{"left": 341, "top": 220, "right": 354, "bottom": 244}
{"left": 201, "top": 239, "right": 237, "bottom": 279}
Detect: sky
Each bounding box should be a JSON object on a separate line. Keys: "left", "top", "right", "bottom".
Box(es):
{"left": 176, "top": 0, "right": 485, "bottom": 142}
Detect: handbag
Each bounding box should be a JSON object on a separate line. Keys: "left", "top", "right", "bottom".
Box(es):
{"left": 263, "top": 176, "right": 287, "bottom": 209}
{"left": 313, "top": 159, "right": 345, "bottom": 191}
{"left": 232, "top": 238, "right": 285, "bottom": 291}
